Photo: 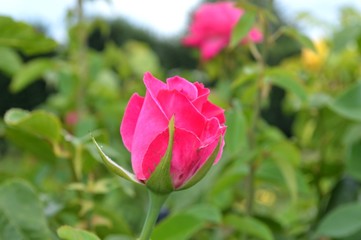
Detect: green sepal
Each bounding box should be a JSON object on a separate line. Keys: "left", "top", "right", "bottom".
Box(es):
{"left": 92, "top": 137, "right": 142, "bottom": 185}
{"left": 146, "top": 117, "right": 175, "bottom": 194}
{"left": 179, "top": 137, "right": 222, "bottom": 190}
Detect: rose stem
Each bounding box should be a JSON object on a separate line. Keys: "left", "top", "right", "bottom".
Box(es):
{"left": 138, "top": 190, "right": 169, "bottom": 240}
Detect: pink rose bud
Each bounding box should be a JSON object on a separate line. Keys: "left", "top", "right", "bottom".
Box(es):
{"left": 120, "top": 72, "right": 226, "bottom": 193}
{"left": 182, "top": 1, "right": 263, "bottom": 60}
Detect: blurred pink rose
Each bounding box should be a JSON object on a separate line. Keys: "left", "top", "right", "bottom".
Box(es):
{"left": 182, "top": 1, "right": 263, "bottom": 60}
{"left": 65, "top": 111, "right": 78, "bottom": 126}
{"left": 120, "top": 72, "right": 226, "bottom": 189}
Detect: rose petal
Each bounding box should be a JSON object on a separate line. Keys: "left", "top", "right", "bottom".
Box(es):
{"left": 170, "top": 128, "right": 201, "bottom": 188}
{"left": 141, "top": 129, "right": 169, "bottom": 180}
{"left": 248, "top": 28, "right": 263, "bottom": 43}
{"left": 186, "top": 133, "right": 221, "bottom": 184}
{"left": 202, "top": 101, "right": 226, "bottom": 124}
{"left": 214, "top": 127, "right": 226, "bottom": 164}
{"left": 157, "top": 89, "right": 206, "bottom": 137}
{"left": 131, "top": 91, "right": 168, "bottom": 180}
{"left": 120, "top": 93, "right": 144, "bottom": 151}
{"left": 143, "top": 72, "right": 167, "bottom": 99}
{"left": 200, "top": 37, "right": 227, "bottom": 60}
{"left": 167, "top": 76, "right": 198, "bottom": 100}
{"left": 182, "top": 33, "right": 202, "bottom": 47}
{"left": 194, "top": 2, "right": 240, "bottom": 35}
{"left": 192, "top": 82, "right": 210, "bottom": 110}
{"left": 200, "top": 117, "right": 222, "bottom": 145}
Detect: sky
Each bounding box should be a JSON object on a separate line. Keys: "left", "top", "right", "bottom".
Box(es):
{"left": 0, "top": 0, "right": 361, "bottom": 42}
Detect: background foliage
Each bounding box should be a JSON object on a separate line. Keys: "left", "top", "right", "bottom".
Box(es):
{"left": 1, "top": 0, "right": 361, "bottom": 239}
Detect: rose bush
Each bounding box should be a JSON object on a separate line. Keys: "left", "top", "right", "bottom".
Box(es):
{"left": 120, "top": 72, "right": 226, "bottom": 190}
{"left": 182, "top": 1, "right": 263, "bottom": 60}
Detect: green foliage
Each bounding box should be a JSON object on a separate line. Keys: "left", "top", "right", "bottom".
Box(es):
{"left": 281, "top": 26, "right": 316, "bottom": 51}
{"left": 230, "top": 10, "right": 256, "bottom": 48}
{"left": 0, "top": 179, "right": 54, "bottom": 240}
{"left": 58, "top": 226, "right": 101, "bottom": 240}
{"left": 0, "top": 47, "right": 22, "bottom": 76}
{"left": 1, "top": 2, "right": 361, "bottom": 240}
{"left": 315, "top": 203, "right": 361, "bottom": 238}
{"left": 265, "top": 68, "right": 308, "bottom": 103}
{"left": 0, "top": 16, "right": 57, "bottom": 55}
{"left": 224, "top": 214, "right": 274, "bottom": 240}
{"left": 329, "top": 81, "right": 361, "bottom": 121}
{"left": 11, "top": 58, "right": 55, "bottom": 93}
{"left": 152, "top": 204, "right": 221, "bottom": 240}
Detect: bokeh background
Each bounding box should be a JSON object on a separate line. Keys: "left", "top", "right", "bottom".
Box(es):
{"left": 1, "top": 0, "right": 361, "bottom": 239}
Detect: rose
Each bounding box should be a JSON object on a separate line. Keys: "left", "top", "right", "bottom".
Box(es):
{"left": 182, "top": 1, "right": 263, "bottom": 60}
{"left": 120, "top": 72, "right": 226, "bottom": 192}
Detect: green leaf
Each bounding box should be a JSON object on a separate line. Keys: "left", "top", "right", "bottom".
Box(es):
{"left": 0, "top": 46, "right": 22, "bottom": 76}
{"left": 342, "top": 228, "right": 361, "bottom": 240}
{"left": 179, "top": 138, "right": 221, "bottom": 190}
{"left": 11, "top": 58, "right": 54, "bottom": 92}
{"left": 146, "top": 117, "right": 175, "bottom": 194}
{"left": 151, "top": 214, "right": 204, "bottom": 240}
{"left": 282, "top": 27, "right": 315, "bottom": 51}
{"left": 332, "top": 24, "right": 361, "bottom": 52}
{"left": 346, "top": 141, "right": 361, "bottom": 181}
{"left": 224, "top": 101, "right": 248, "bottom": 156}
{"left": 3, "top": 108, "right": 28, "bottom": 123}
{"left": 328, "top": 81, "right": 361, "bottom": 121}
{"left": 270, "top": 141, "right": 300, "bottom": 201}
{"left": 0, "top": 179, "right": 53, "bottom": 240}
{"left": 0, "top": 16, "right": 57, "bottom": 55}
{"left": 230, "top": 11, "right": 256, "bottom": 48}
{"left": 104, "top": 235, "right": 134, "bottom": 240}
{"left": 57, "top": 226, "right": 100, "bottom": 240}
{"left": 265, "top": 68, "right": 308, "bottom": 103}
{"left": 5, "top": 108, "right": 62, "bottom": 143}
{"left": 5, "top": 126, "right": 57, "bottom": 161}
{"left": 184, "top": 203, "right": 222, "bottom": 224}
{"left": 224, "top": 214, "right": 274, "bottom": 240}
{"left": 92, "top": 137, "right": 141, "bottom": 185}
{"left": 272, "top": 155, "right": 298, "bottom": 201}
{"left": 315, "top": 203, "right": 361, "bottom": 238}
{"left": 210, "top": 161, "right": 248, "bottom": 197}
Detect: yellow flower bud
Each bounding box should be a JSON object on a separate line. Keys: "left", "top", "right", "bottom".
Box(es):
{"left": 301, "top": 40, "right": 329, "bottom": 71}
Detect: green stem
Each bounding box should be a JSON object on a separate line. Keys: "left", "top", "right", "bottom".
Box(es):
{"left": 245, "top": 72, "right": 263, "bottom": 217}
{"left": 243, "top": 2, "right": 271, "bottom": 237}
{"left": 75, "top": 0, "right": 88, "bottom": 115}
{"left": 138, "top": 190, "right": 169, "bottom": 240}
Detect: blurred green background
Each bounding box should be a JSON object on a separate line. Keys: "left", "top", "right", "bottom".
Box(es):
{"left": 1, "top": 0, "right": 361, "bottom": 239}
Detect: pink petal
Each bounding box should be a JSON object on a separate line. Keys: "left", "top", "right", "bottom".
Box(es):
{"left": 182, "top": 34, "right": 202, "bottom": 47}
{"left": 170, "top": 128, "right": 201, "bottom": 188}
{"left": 143, "top": 72, "right": 167, "bottom": 99}
{"left": 200, "top": 118, "right": 222, "bottom": 145}
{"left": 202, "top": 101, "right": 226, "bottom": 124}
{"left": 200, "top": 37, "right": 227, "bottom": 60}
{"left": 248, "top": 28, "right": 263, "bottom": 43}
{"left": 131, "top": 91, "right": 168, "bottom": 180}
{"left": 241, "top": 28, "right": 264, "bottom": 44}
{"left": 120, "top": 93, "right": 144, "bottom": 151}
{"left": 157, "top": 89, "right": 206, "bottom": 137}
{"left": 199, "top": 119, "right": 226, "bottom": 165}
{"left": 141, "top": 128, "right": 169, "bottom": 180}
{"left": 167, "top": 76, "right": 198, "bottom": 100}
{"left": 184, "top": 133, "right": 222, "bottom": 186}
{"left": 192, "top": 82, "right": 210, "bottom": 110}
{"left": 214, "top": 127, "right": 226, "bottom": 164}
{"left": 195, "top": 2, "right": 241, "bottom": 35}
